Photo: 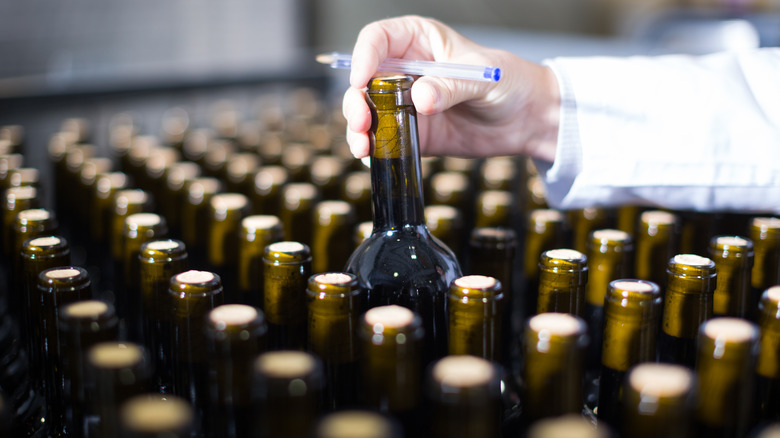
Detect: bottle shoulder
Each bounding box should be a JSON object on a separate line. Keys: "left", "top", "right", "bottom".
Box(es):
{"left": 345, "top": 226, "right": 462, "bottom": 288}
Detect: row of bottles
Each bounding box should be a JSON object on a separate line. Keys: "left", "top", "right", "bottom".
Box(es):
{"left": 0, "top": 74, "right": 779, "bottom": 438}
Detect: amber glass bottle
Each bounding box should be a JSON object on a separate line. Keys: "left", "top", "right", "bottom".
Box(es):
{"left": 138, "top": 239, "right": 188, "bottom": 392}
{"left": 120, "top": 394, "right": 194, "bottom": 438}
{"left": 263, "top": 241, "right": 312, "bottom": 350}
{"left": 474, "top": 190, "right": 516, "bottom": 229}
{"left": 181, "top": 177, "right": 222, "bottom": 265}
{"left": 251, "top": 165, "right": 288, "bottom": 217}
{"left": 694, "top": 317, "right": 759, "bottom": 437}
{"left": 358, "top": 305, "right": 425, "bottom": 435}
{"left": 253, "top": 351, "right": 324, "bottom": 438}
{"left": 237, "top": 215, "right": 284, "bottom": 307}
{"left": 634, "top": 210, "right": 679, "bottom": 288}
{"left": 537, "top": 249, "right": 588, "bottom": 317}
{"left": 110, "top": 189, "right": 153, "bottom": 263}
{"left": 426, "top": 355, "right": 502, "bottom": 438}
{"left": 569, "top": 207, "right": 612, "bottom": 254}
{"left": 708, "top": 235, "right": 754, "bottom": 318}
{"left": 756, "top": 286, "right": 780, "bottom": 421}
{"left": 659, "top": 254, "right": 716, "bottom": 368}
{"left": 526, "top": 414, "right": 609, "bottom": 438}
{"left": 208, "top": 192, "right": 249, "bottom": 300}
{"left": 342, "top": 170, "right": 373, "bottom": 224}
{"left": 205, "top": 304, "right": 267, "bottom": 438}
{"left": 522, "top": 313, "right": 588, "bottom": 424}
{"left": 280, "top": 182, "right": 320, "bottom": 247}
{"left": 345, "top": 76, "right": 461, "bottom": 361}
{"left": 315, "top": 410, "right": 401, "bottom": 438}
{"left": 306, "top": 272, "right": 362, "bottom": 409}
{"left": 425, "top": 205, "right": 464, "bottom": 261}
{"left": 597, "top": 280, "right": 662, "bottom": 429}
{"left": 448, "top": 275, "right": 504, "bottom": 361}
{"left": 621, "top": 363, "right": 695, "bottom": 438}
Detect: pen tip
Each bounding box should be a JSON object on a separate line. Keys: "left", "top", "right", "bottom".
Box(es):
{"left": 315, "top": 53, "right": 334, "bottom": 65}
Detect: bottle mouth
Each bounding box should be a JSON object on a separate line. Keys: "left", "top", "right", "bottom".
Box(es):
{"left": 367, "top": 75, "right": 414, "bottom": 93}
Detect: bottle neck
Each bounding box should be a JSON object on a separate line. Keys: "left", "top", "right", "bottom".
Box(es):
{"left": 368, "top": 87, "right": 426, "bottom": 231}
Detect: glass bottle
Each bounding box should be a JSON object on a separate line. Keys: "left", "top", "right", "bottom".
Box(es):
{"left": 120, "top": 394, "right": 194, "bottom": 438}
{"left": 756, "top": 286, "right": 780, "bottom": 421}
{"left": 425, "top": 205, "right": 464, "bottom": 261}
{"left": 237, "top": 215, "right": 284, "bottom": 307}
{"left": 315, "top": 410, "right": 401, "bottom": 438}
{"left": 447, "top": 275, "right": 504, "bottom": 361}
{"left": 345, "top": 75, "right": 462, "bottom": 361}
{"left": 708, "top": 235, "right": 754, "bottom": 318}
{"left": 537, "top": 249, "right": 588, "bottom": 317}
{"left": 659, "top": 254, "right": 716, "bottom": 368}
{"left": 263, "top": 241, "right": 311, "bottom": 350}
{"left": 306, "top": 272, "right": 362, "bottom": 409}
{"left": 620, "top": 363, "right": 694, "bottom": 438}
{"left": 750, "top": 217, "right": 780, "bottom": 320}
{"left": 311, "top": 201, "right": 356, "bottom": 274}
{"left": 522, "top": 209, "right": 566, "bottom": 317}
{"left": 634, "top": 210, "right": 680, "bottom": 289}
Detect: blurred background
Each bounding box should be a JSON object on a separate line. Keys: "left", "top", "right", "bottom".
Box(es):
{"left": 0, "top": 0, "right": 779, "bottom": 168}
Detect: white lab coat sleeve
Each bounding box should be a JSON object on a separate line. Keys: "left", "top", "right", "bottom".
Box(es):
{"left": 538, "top": 48, "right": 780, "bottom": 214}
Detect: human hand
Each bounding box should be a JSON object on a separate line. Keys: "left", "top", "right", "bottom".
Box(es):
{"left": 343, "top": 15, "right": 561, "bottom": 162}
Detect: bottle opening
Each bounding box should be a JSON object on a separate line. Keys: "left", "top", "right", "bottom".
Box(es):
{"left": 89, "top": 342, "right": 144, "bottom": 368}
{"left": 45, "top": 267, "right": 81, "bottom": 279}
{"left": 702, "top": 317, "right": 756, "bottom": 343}
{"left": 209, "top": 304, "right": 258, "bottom": 326}
{"left": 29, "top": 236, "right": 61, "bottom": 247}
{"left": 364, "top": 305, "right": 415, "bottom": 329}
{"left": 256, "top": 351, "right": 316, "bottom": 378}
{"left": 528, "top": 313, "right": 582, "bottom": 336}
{"left": 454, "top": 275, "right": 497, "bottom": 290}
{"left": 175, "top": 270, "right": 215, "bottom": 284}
{"left": 628, "top": 363, "right": 692, "bottom": 397}
{"left": 432, "top": 355, "right": 494, "bottom": 387}
{"left": 64, "top": 300, "right": 109, "bottom": 318}
{"left": 612, "top": 280, "right": 655, "bottom": 293}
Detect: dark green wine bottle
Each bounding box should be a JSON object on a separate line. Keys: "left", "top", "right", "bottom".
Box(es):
{"left": 306, "top": 272, "right": 362, "bottom": 409}
{"left": 253, "top": 350, "right": 324, "bottom": 438}
{"left": 57, "top": 300, "right": 119, "bottom": 436}
{"left": 119, "top": 394, "right": 194, "bottom": 438}
{"left": 426, "top": 355, "right": 502, "bottom": 438}
{"left": 522, "top": 312, "right": 588, "bottom": 424}
{"left": 342, "top": 170, "right": 373, "bottom": 224}
{"left": 750, "top": 217, "right": 780, "bottom": 321}
{"left": 756, "top": 286, "right": 780, "bottom": 421}
{"left": 537, "top": 249, "right": 588, "bottom": 317}
{"left": 694, "top": 317, "right": 759, "bottom": 437}
{"left": 658, "top": 254, "right": 716, "bottom": 368}
{"left": 448, "top": 275, "right": 504, "bottom": 361}
{"left": 237, "top": 215, "right": 284, "bottom": 307}
{"left": 634, "top": 210, "right": 679, "bottom": 289}
{"left": 280, "top": 182, "right": 320, "bottom": 247}
{"left": 251, "top": 165, "right": 288, "bottom": 217}
{"left": 597, "top": 279, "right": 662, "bottom": 429}
{"left": 358, "top": 305, "right": 424, "bottom": 437}
{"left": 474, "top": 190, "right": 516, "bottom": 229}
{"left": 312, "top": 201, "right": 356, "bottom": 274}
{"left": 709, "top": 235, "right": 754, "bottom": 318}
{"left": 315, "top": 410, "right": 401, "bottom": 438}
{"left": 620, "top": 363, "right": 695, "bottom": 438}
{"left": 425, "top": 205, "right": 464, "bottom": 261}
{"left": 523, "top": 209, "right": 566, "bottom": 319}
{"left": 263, "top": 241, "right": 311, "bottom": 351}
{"left": 345, "top": 75, "right": 461, "bottom": 362}
{"left": 205, "top": 304, "right": 267, "bottom": 438}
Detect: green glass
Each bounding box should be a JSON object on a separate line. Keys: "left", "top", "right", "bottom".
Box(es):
{"left": 20, "top": 236, "right": 70, "bottom": 389}
{"left": 312, "top": 200, "right": 356, "bottom": 274}
{"left": 425, "top": 205, "right": 464, "bottom": 261}
{"left": 138, "top": 239, "right": 188, "bottom": 393}
{"left": 751, "top": 217, "right": 780, "bottom": 319}
{"left": 57, "top": 300, "right": 119, "bottom": 437}
{"left": 208, "top": 193, "right": 249, "bottom": 300}
{"left": 92, "top": 172, "right": 129, "bottom": 245}
{"left": 659, "top": 254, "right": 716, "bottom": 368}
{"left": 620, "top": 363, "right": 694, "bottom": 438}
{"left": 306, "top": 272, "right": 362, "bottom": 409}
{"left": 38, "top": 266, "right": 93, "bottom": 432}
{"left": 428, "top": 171, "right": 473, "bottom": 221}
{"left": 263, "top": 241, "right": 312, "bottom": 350}
{"left": 252, "top": 165, "right": 288, "bottom": 217}
{"left": 522, "top": 313, "right": 588, "bottom": 423}
{"left": 709, "top": 235, "right": 754, "bottom": 318}
{"left": 474, "top": 190, "right": 515, "bottom": 229}
{"left": 425, "top": 355, "right": 502, "bottom": 438}
{"left": 634, "top": 210, "right": 679, "bottom": 289}
{"left": 310, "top": 155, "right": 346, "bottom": 201}
{"left": 111, "top": 189, "right": 154, "bottom": 262}
{"left": 537, "top": 249, "right": 588, "bottom": 317}
{"left": 280, "top": 182, "right": 320, "bottom": 247}
{"left": 167, "top": 270, "right": 225, "bottom": 417}
{"left": 225, "top": 152, "right": 260, "bottom": 195}
{"left": 162, "top": 161, "right": 201, "bottom": 236}
{"left": 10, "top": 208, "right": 58, "bottom": 318}
{"left": 448, "top": 275, "right": 504, "bottom": 361}
{"left": 694, "top": 317, "right": 759, "bottom": 437}
{"left": 181, "top": 177, "right": 222, "bottom": 265}
{"left": 253, "top": 351, "right": 324, "bottom": 438}
{"left": 597, "top": 280, "right": 662, "bottom": 428}
{"left": 237, "top": 215, "right": 284, "bottom": 307}
{"left": 526, "top": 414, "right": 609, "bottom": 438}
{"left": 120, "top": 394, "right": 194, "bottom": 438}
{"left": 479, "top": 156, "right": 519, "bottom": 192}
{"left": 345, "top": 75, "right": 461, "bottom": 362}
{"left": 523, "top": 209, "right": 567, "bottom": 319}
{"left": 2, "top": 186, "right": 38, "bottom": 259}
{"left": 358, "top": 305, "right": 424, "bottom": 435}
{"left": 568, "top": 207, "right": 613, "bottom": 254}
{"left": 315, "top": 410, "right": 401, "bottom": 438}
{"left": 205, "top": 304, "right": 267, "bottom": 438}
{"left": 86, "top": 342, "right": 153, "bottom": 438}
{"left": 342, "top": 171, "right": 373, "bottom": 224}
{"left": 755, "top": 286, "right": 780, "bottom": 421}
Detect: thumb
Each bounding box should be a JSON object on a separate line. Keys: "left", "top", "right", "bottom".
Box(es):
{"left": 411, "top": 75, "right": 493, "bottom": 115}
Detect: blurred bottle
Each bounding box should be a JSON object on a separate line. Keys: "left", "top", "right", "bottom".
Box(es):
{"left": 569, "top": 207, "right": 613, "bottom": 254}
{"left": 658, "top": 254, "right": 716, "bottom": 368}
{"left": 251, "top": 165, "right": 288, "bottom": 217}
{"left": 342, "top": 171, "right": 373, "bottom": 225}
{"left": 280, "top": 182, "right": 320, "bottom": 247}
{"left": 253, "top": 351, "right": 324, "bottom": 438}
{"left": 750, "top": 217, "right": 780, "bottom": 320}
{"left": 694, "top": 317, "right": 759, "bottom": 437}
{"left": 425, "top": 355, "right": 502, "bottom": 438}
{"left": 474, "top": 190, "right": 516, "bottom": 230}
{"left": 315, "top": 410, "right": 402, "bottom": 438}
{"left": 205, "top": 304, "right": 267, "bottom": 438}
{"left": 525, "top": 414, "right": 608, "bottom": 438}
{"left": 358, "top": 305, "right": 424, "bottom": 437}
{"left": 448, "top": 275, "right": 504, "bottom": 362}
{"left": 311, "top": 201, "right": 356, "bottom": 274}
{"left": 120, "top": 394, "right": 194, "bottom": 438}
{"left": 181, "top": 177, "right": 222, "bottom": 266}
{"left": 634, "top": 210, "right": 680, "bottom": 289}
{"left": 620, "top": 363, "right": 695, "bottom": 438}
{"left": 237, "top": 215, "right": 284, "bottom": 307}
{"left": 523, "top": 209, "right": 566, "bottom": 318}
{"left": 207, "top": 193, "right": 250, "bottom": 300}
{"left": 755, "top": 286, "right": 780, "bottom": 421}
{"left": 425, "top": 205, "right": 464, "bottom": 262}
